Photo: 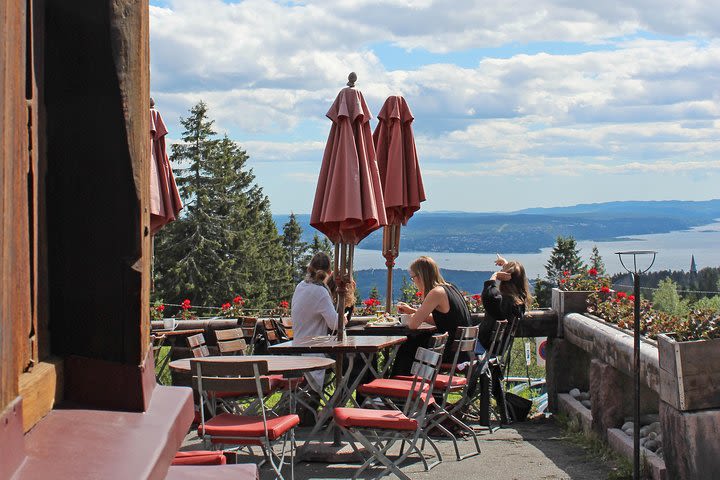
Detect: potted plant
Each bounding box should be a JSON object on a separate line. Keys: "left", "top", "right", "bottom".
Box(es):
{"left": 551, "top": 268, "right": 611, "bottom": 334}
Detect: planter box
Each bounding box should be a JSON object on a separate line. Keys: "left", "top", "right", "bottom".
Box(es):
{"left": 657, "top": 333, "right": 720, "bottom": 411}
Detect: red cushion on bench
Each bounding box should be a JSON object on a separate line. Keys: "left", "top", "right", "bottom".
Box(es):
{"left": 172, "top": 450, "right": 226, "bottom": 465}
{"left": 393, "top": 374, "right": 467, "bottom": 390}
{"left": 334, "top": 407, "right": 417, "bottom": 431}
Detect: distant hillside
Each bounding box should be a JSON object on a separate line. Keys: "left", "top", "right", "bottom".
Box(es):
{"left": 354, "top": 268, "right": 493, "bottom": 301}
{"left": 273, "top": 199, "right": 720, "bottom": 255}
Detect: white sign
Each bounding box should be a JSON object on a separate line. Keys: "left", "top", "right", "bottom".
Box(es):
{"left": 525, "top": 341, "right": 532, "bottom": 366}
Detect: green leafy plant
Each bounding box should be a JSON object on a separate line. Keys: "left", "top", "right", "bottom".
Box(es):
{"left": 559, "top": 267, "right": 611, "bottom": 292}
{"left": 221, "top": 295, "right": 246, "bottom": 318}
{"left": 464, "top": 292, "right": 485, "bottom": 313}
{"left": 150, "top": 302, "right": 165, "bottom": 321}
{"left": 176, "top": 298, "right": 196, "bottom": 320}
{"left": 587, "top": 291, "right": 720, "bottom": 342}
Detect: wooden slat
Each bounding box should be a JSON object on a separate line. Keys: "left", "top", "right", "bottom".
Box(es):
{"left": 1, "top": 0, "right": 32, "bottom": 409}
{"left": 18, "top": 357, "right": 63, "bottom": 432}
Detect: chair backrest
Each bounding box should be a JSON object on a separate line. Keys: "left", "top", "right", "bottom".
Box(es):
{"left": 427, "top": 332, "right": 449, "bottom": 356}
{"left": 191, "top": 359, "right": 273, "bottom": 427}
{"left": 187, "top": 333, "right": 210, "bottom": 358}
{"left": 403, "top": 347, "right": 443, "bottom": 418}
{"left": 215, "top": 327, "right": 248, "bottom": 355}
{"left": 279, "top": 317, "right": 293, "bottom": 340}
{"left": 446, "top": 326, "right": 480, "bottom": 375}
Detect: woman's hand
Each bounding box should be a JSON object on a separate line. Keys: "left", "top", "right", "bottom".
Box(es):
{"left": 491, "top": 270, "right": 512, "bottom": 282}
{"left": 494, "top": 254, "right": 508, "bottom": 267}
{"left": 396, "top": 302, "right": 415, "bottom": 314}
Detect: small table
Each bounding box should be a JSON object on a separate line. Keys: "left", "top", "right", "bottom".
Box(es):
{"left": 151, "top": 328, "right": 206, "bottom": 384}
{"left": 168, "top": 354, "right": 336, "bottom": 377}
{"left": 347, "top": 321, "right": 437, "bottom": 337}
{"left": 268, "top": 335, "right": 407, "bottom": 438}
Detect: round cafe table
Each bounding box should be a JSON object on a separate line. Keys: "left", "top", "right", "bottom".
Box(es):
{"left": 168, "top": 355, "right": 335, "bottom": 377}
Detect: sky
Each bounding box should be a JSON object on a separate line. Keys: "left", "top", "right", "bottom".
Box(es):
{"left": 149, "top": 0, "right": 720, "bottom": 215}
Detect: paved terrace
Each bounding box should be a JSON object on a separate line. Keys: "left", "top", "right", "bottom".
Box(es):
{"left": 181, "top": 417, "right": 620, "bottom": 479}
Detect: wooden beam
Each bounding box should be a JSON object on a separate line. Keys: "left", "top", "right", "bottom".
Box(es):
{"left": 18, "top": 357, "right": 63, "bottom": 432}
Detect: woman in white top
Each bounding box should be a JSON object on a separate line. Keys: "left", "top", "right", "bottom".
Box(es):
{"left": 290, "top": 252, "right": 338, "bottom": 393}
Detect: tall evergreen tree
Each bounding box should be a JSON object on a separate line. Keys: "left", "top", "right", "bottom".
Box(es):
{"left": 282, "top": 213, "right": 307, "bottom": 285}
{"left": 545, "top": 236, "right": 585, "bottom": 285}
{"left": 368, "top": 286, "right": 380, "bottom": 300}
{"left": 533, "top": 276, "right": 552, "bottom": 308}
{"left": 589, "top": 245, "right": 606, "bottom": 275}
{"left": 153, "top": 102, "right": 291, "bottom": 311}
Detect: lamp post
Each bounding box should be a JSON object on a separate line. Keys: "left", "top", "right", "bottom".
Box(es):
{"left": 615, "top": 250, "right": 656, "bottom": 480}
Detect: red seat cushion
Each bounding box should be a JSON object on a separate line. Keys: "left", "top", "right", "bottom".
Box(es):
{"left": 269, "top": 374, "right": 305, "bottom": 390}
{"left": 172, "top": 450, "right": 227, "bottom": 465}
{"left": 393, "top": 374, "right": 467, "bottom": 390}
{"left": 357, "top": 378, "right": 429, "bottom": 399}
{"left": 334, "top": 407, "right": 417, "bottom": 431}
{"left": 198, "top": 413, "right": 300, "bottom": 442}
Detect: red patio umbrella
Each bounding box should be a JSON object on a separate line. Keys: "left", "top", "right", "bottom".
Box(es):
{"left": 150, "top": 99, "right": 183, "bottom": 234}
{"left": 372, "top": 95, "right": 425, "bottom": 311}
{"left": 311, "top": 73, "right": 387, "bottom": 340}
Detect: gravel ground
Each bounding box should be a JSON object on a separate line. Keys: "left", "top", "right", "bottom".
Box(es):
{"left": 181, "top": 416, "right": 620, "bottom": 479}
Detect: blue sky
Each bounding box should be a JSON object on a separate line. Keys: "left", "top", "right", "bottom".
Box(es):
{"left": 149, "top": 0, "right": 720, "bottom": 214}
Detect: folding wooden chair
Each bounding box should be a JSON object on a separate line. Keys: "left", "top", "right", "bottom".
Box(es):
{"left": 239, "top": 317, "right": 259, "bottom": 354}
{"left": 215, "top": 327, "right": 248, "bottom": 355}
{"left": 192, "top": 359, "right": 300, "bottom": 480}
{"left": 334, "top": 347, "right": 443, "bottom": 480}
{"left": 388, "top": 327, "right": 482, "bottom": 461}
{"left": 187, "top": 333, "right": 210, "bottom": 358}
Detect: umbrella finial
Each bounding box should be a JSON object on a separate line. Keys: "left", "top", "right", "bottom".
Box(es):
{"left": 150, "top": 97, "right": 155, "bottom": 108}
{"left": 347, "top": 72, "right": 357, "bottom": 87}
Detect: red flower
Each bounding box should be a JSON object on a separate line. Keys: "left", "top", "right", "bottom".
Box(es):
{"left": 279, "top": 300, "right": 289, "bottom": 309}
{"left": 600, "top": 286, "right": 611, "bottom": 293}
{"left": 588, "top": 268, "right": 598, "bottom": 276}
{"left": 415, "top": 291, "right": 423, "bottom": 297}
{"left": 617, "top": 291, "right": 627, "bottom": 299}
{"left": 628, "top": 295, "right": 635, "bottom": 302}
{"left": 563, "top": 270, "right": 570, "bottom": 277}
{"left": 472, "top": 294, "right": 482, "bottom": 301}
{"left": 156, "top": 304, "right": 165, "bottom": 312}
{"left": 181, "top": 299, "right": 191, "bottom": 310}
{"left": 221, "top": 302, "right": 231, "bottom": 311}
{"left": 233, "top": 295, "right": 244, "bottom": 305}
{"left": 560, "top": 278, "right": 566, "bottom": 284}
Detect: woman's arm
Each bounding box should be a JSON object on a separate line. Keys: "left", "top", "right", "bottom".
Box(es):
{"left": 318, "top": 292, "right": 341, "bottom": 331}
{"left": 405, "top": 286, "right": 445, "bottom": 329}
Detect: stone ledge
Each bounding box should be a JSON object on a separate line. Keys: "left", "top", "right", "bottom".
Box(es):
{"left": 607, "top": 428, "right": 667, "bottom": 480}
{"left": 558, "top": 393, "right": 592, "bottom": 435}
{"left": 17, "top": 385, "right": 194, "bottom": 480}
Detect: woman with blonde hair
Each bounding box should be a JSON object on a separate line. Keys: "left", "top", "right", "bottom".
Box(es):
{"left": 395, "top": 256, "right": 472, "bottom": 375}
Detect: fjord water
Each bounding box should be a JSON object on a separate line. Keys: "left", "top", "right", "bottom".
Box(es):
{"left": 352, "top": 221, "right": 720, "bottom": 280}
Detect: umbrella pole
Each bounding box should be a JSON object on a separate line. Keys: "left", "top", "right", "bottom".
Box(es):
{"left": 382, "top": 225, "right": 400, "bottom": 313}
{"left": 337, "top": 243, "right": 347, "bottom": 341}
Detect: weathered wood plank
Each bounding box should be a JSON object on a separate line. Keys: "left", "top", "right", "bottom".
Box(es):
{"left": 18, "top": 357, "right": 63, "bottom": 432}
{"left": 658, "top": 334, "right": 720, "bottom": 411}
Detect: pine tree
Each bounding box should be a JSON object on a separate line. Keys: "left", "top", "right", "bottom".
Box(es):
{"left": 369, "top": 286, "right": 380, "bottom": 300}
{"left": 589, "top": 245, "right": 606, "bottom": 275}
{"left": 545, "top": 236, "right": 585, "bottom": 285}
{"left": 282, "top": 213, "right": 308, "bottom": 286}
{"left": 153, "top": 102, "right": 291, "bottom": 311}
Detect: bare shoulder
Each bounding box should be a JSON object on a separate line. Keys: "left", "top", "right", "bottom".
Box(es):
{"left": 427, "top": 285, "right": 447, "bottom": 298}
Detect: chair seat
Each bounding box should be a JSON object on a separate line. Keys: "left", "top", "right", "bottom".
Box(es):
{"left": 198, "top": 412, "right": 300, "bottom": 442}
{"left": 334, "top": 407, "right": 418, "bottom": 431}
{"left": 357, "top": 378, "right": 429, "bottom": 399}
{"left": 393, "top": 373, "right": 468, "bottom": 390}
{"left": 172, "top": 450, "right": 226, "bottom": 465}
{"left": 269, "top": 374, "right": 305, "bottom": 390}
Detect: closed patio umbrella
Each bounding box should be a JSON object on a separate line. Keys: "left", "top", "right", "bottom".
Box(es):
{"left": 311, "top": 73, "right": 386, "bottom": 340}
{"left": 150, "top": 98, "right": 182, "bottom": 233}
{"left": 373, "top": 95, "right": 425, "bottom": 311}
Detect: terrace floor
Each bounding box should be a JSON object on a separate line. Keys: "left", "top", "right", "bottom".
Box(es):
{"left": 180, "top": 416, "right": 622, "bottom": 479}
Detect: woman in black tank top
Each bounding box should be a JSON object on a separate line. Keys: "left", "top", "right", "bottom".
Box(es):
{"left": 392, "top": 256, "right": 472, "bottom": 375}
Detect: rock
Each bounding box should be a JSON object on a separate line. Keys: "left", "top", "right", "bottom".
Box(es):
{"left": 647, "top": 421, "right": 661, "bottom": 434}
{"left": 656, "top": 448, "right": 663, "bottom": 457}
{"left": 621, "top": 421, "right": 634, "bottom": 433}
{"left": 569, "top": 388, "right": 581, "bottom": 399}
{"left": 648, "top": 431, "right": 657, "bottom": 440}
{"left": 581, "top": 399, "right": 592, "bottom": 409}
{"left": 640, "top": 425, "right": 650, "bottom": 437}
{"left": 640, "top": 437, "right": 647, "bottom": 447}
{"left": 645, "top": 440, "right": 659, "bottom": 452}
{"left": 656, "top": 434, "right": 662, "bottom": 443}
